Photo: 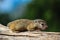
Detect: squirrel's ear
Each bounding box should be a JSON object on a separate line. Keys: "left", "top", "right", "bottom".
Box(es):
{"left": 34, "top": 20, "right": 39, "bottom": 23}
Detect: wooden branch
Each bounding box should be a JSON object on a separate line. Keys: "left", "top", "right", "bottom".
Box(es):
{"left": 0, "top": 24, "right": 60, "bottom": 40}
{"left": 0, "top": 31, "right": 60, "bottom": 40}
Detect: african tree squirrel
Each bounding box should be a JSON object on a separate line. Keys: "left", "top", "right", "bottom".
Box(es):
{"left": 7, "top": 19, "right": 48, "bottom": 33}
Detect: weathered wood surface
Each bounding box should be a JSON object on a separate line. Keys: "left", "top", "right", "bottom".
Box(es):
{"left": 0, "top": 32, "right": 60, "bottom": 40}
{"left": 0, "top": 24, "right": 60, "bottom": 40}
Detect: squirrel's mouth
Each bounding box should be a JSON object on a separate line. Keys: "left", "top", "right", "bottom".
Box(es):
{"left": 41, "top": 26, "right": 48, "bottom": 30}
{"left": 34, "top": 26, "right": 48, "bottom": 31}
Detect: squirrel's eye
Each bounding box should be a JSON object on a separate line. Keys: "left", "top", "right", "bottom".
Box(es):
{"left": 41, "top": 24, "right": 44, "bottom": 25}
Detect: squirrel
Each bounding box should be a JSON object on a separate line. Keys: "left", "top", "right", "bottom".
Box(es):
{"left": 7, "top": 19, "right": 48, "bottom": 33}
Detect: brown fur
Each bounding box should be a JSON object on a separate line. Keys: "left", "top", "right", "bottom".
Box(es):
{"left": 7, "top": 19, "right": 48, "bottom": 33}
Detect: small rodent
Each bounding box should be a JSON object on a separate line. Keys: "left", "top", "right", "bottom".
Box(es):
{"left": 7, "top": 19, "right": 48, "bottom": 33}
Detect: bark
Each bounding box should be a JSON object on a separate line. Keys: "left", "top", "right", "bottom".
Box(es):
{"left": 0, "top": 24, "right": 60, "bottom": 40}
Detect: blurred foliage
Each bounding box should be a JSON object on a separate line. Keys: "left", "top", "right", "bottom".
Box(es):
{"left": 0, "top": 0, "right": 60, "bottom": 32}
{"left": 0, "top": 14, "right": 11, "bottom": 26}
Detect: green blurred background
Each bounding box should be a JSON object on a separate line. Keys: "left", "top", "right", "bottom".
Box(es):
{"left": 0, "top": 0, "right": 60, "bottom": 32}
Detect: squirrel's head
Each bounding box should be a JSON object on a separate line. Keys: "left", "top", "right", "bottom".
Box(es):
{"left": 34, "top": 19, "right": 48, "bottom": 30}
